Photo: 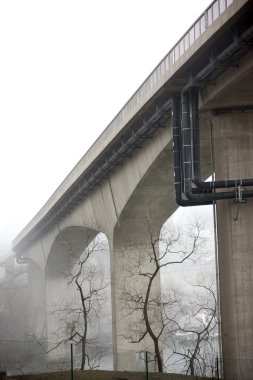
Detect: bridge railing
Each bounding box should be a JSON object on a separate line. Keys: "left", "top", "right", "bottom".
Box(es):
{"left": 106, "top": 0, "right": 236, "bottom": 168}
{"left": 123, "top": 0, "right": 234, "bottom": 112}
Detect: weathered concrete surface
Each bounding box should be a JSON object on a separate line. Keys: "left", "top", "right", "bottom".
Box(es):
{"left": 200, "top": 50, "right": 253, "bottom": 110}
{"left": 213, "top": 113, "right": 253, "bottom": 380}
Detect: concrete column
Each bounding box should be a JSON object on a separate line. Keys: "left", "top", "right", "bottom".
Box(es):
{"left": 214, "top": 113, "right": 253, "bottom": 380}
{"left": 112, "top": 216, "right": 163, "bottom": 372}
{"left": 28, "top": 261, "right": 47, "bottom": 340}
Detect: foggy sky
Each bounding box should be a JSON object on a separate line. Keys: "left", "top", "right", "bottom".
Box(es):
{"left": 0, "top": 0, "right": 211, "bottom": 257}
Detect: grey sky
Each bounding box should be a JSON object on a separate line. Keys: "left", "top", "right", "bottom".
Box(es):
{"left": 0, "top": 0, "right": 211, "bottom": 255}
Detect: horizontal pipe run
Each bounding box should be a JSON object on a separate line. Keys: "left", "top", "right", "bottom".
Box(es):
{"left": 186, "top": 189, "right": 253, "bottom": 202}
{"left": 194, "top": 178, "right": 253, "bottom": 190}
{"left": 179, "top": 88, "right": 253, "bottom": 204}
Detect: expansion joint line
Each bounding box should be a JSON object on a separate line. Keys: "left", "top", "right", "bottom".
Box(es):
{"left": 108, "top": 174, "right": 120, "bottom": 227}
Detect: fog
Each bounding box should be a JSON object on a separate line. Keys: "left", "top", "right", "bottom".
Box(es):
{"left": 0, "top": 0, "right": 211, "bottom": 258}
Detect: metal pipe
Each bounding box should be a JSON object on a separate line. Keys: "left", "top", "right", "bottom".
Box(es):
{"left": 191, "top": 88, "right": 201, "bottom": 183}
{"left": 183, "top": 25, "right": 253, "bottom": 93}
{"left": 187, "top": 24, "right": 253, "bottom": 192}
{"left": 172, "top": 94, "right": 211, "bottom": 206}
{"left": 195, "top": 178, "right": 253, "bottom": 190}
{"left": 182, "top": 92, "right": 193, "bottom": 195}
{"left": 180, "top": 90, "right": 253, "bottom": 203}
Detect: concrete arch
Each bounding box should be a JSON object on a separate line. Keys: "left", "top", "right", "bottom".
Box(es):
{"left": 112, "top": 111, "right": 212, "bottom": 247}
{"left": 19, "top": 120, "right": 174, "bottom": 271}
{"left": 109, "top": 123, "right": 174, "bottom": 232}
{"left": 46, "top": 226, "right": 97, "bottom": 279}
{"left": 114, "top": 143, "right": 177, "bottom": 247}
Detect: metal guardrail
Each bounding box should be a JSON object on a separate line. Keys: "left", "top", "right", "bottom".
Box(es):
{"left": 116, "top": 0, "right": 234, "bottom": 125}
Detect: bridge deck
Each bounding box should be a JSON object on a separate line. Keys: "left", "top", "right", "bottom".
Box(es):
{"left": 13, "top": 0, "right": 249, "bottom": 251}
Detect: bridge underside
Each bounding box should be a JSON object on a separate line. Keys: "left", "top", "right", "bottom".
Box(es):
{"left": 13, "top": 2, "right": 253, "bottom": 378}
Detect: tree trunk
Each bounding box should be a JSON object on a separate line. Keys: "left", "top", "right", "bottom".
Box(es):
{"left": 189, "top": 357, "right": 195, "bottom": 376}
{"left": 154, "top": 339, "right": 163, "bottom": 372}
{"left": 80, "top": 338, "right": 86, "bottom": 370}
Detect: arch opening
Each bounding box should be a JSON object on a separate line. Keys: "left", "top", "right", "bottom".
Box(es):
{"left": 45, "top": 227, "right": 112, "bottom": 370}
{"left": 159, "top": 205, "right": 218, "bottom": 376}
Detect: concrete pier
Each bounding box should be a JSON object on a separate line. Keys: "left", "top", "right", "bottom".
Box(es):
{"left": 214, "top": 113, "right": 253, "bottom": 379}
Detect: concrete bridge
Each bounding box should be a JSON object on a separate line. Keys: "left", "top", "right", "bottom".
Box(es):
{"left": 13, "top": 1, "right": 253, "bottom": 378}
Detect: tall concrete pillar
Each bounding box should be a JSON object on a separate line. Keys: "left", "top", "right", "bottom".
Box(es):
{"left": 214, "top": 113, "right": 253, "bottom": 380}
{"left": 112, "top": 217, "right": 163, "bottom": 372}
{"left": 28, "top": 260, "right": 47, "bottom": 341}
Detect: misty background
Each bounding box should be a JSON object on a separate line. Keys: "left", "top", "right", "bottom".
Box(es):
{"left": 0, "top": 0, "right": 211, "bottom": 257}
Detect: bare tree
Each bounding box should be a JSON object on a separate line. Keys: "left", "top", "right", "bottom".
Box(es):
{"left": 167, "top": 276, "right": 218, "bottom": 377}
{"left": 37, "top": 233, "right": 110, "bottom": 370}
{"left": 120, "top": 218, "right": 206, "bottom": 373}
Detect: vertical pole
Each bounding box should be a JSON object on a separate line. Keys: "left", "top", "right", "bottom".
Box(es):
{"left": 215, "top": 357, "right": 219, "bottom": 379}
{"left": 71, "top": 343, "right": 73, "bottom": 380}
{"left": 145, "top": 351, "right": 148, "bottom": 380}
{"left": 0, "top": 372, "right": 7, "bottom": 380}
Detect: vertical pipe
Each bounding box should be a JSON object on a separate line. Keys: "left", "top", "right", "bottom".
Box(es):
{"left": 210, "top": 119, "right": 223, "bottom": 378}
{"left": 172, "top": 93, "right": 209, "bottom": 206}
{"left": 145, "top": 351, "right": 149, "bottom": 380}
{"left": 216, "top": 357, "right": 219, "bottom": 380}
{"left": 191, "top": 88, "right": 201, "bottom": 182}
{"left": 181, "top": 91, "right": 192, "bottom": 194}
{"left": 172, "top": 94, "right": 183, "bottom": 199}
